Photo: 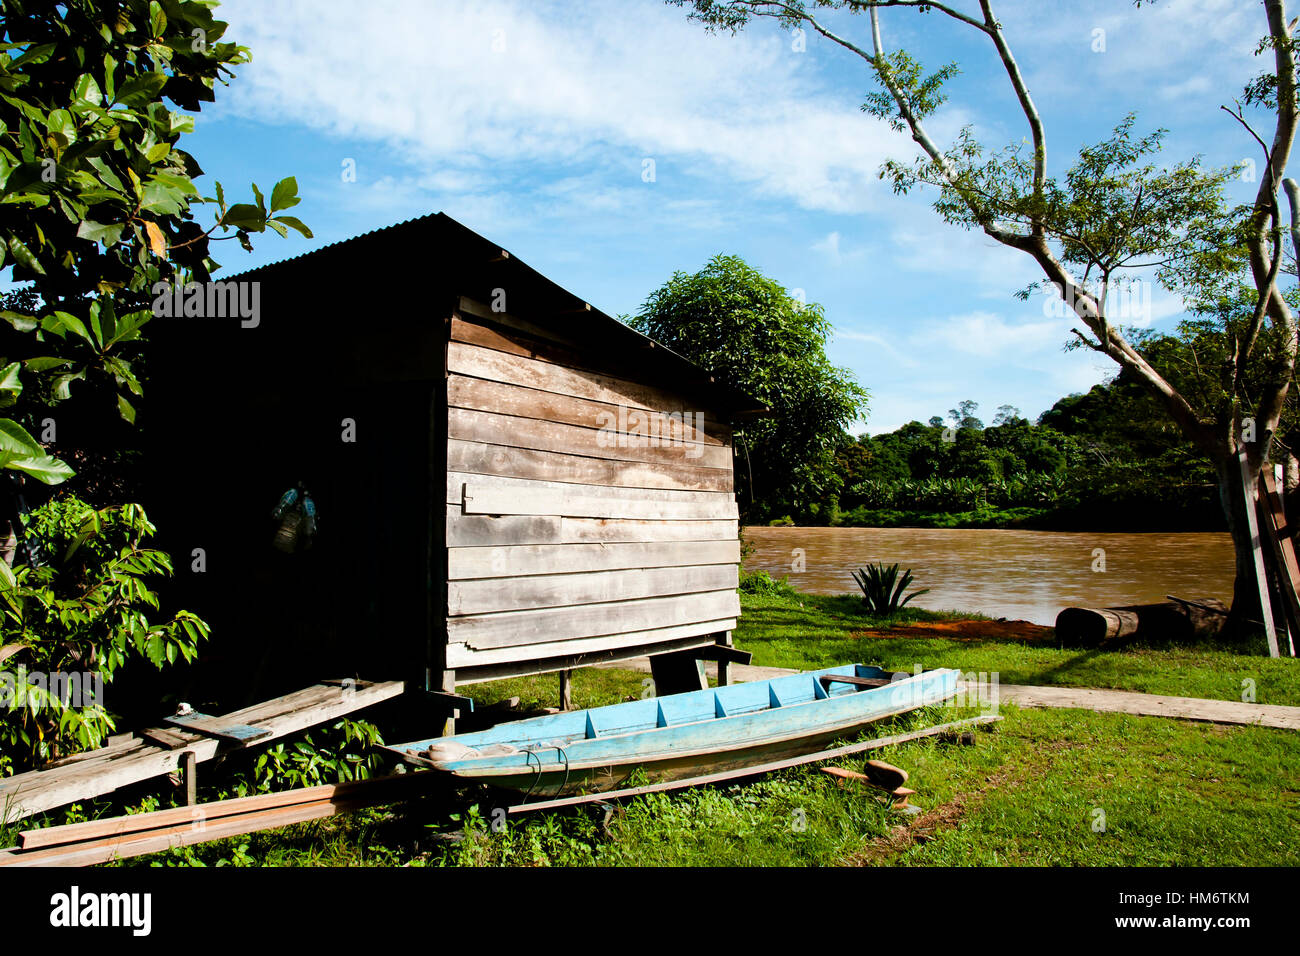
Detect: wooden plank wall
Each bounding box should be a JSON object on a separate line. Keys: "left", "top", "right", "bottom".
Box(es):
{"left": 444, "top": 299, "right": 741, "bottom": 674}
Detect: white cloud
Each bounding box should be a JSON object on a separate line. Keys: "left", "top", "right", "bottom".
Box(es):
{"left": 813, "top": 230, "right": 842, "bottom": 264}
{"left": 915, "top": 310, "right": 1065, "bottom": 360}
{"left": 215, "top": 0, "right": 913, "bottom": 216}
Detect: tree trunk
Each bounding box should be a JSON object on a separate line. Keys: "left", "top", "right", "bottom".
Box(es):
{"left": 1055, "top": 599, "right": 1228, "bottom": 646}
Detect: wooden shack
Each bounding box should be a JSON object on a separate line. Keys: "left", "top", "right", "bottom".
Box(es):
{"left": 144, "top": 213, "right": 764, "bottom": 710}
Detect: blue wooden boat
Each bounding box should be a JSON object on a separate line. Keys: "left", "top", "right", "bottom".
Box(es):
{"left": 386, "top": 664, "right": 959, "bottom": 797}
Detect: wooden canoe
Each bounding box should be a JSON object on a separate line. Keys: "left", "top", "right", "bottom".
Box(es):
{"left": 384, "top": 664, "right": 959, "bottom": 798}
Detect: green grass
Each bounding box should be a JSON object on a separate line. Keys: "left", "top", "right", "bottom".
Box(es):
{"left": 740, "top": 591, "right": 1299, "bottom": 706}
{"left": 106, "top": 586, "right": 1300, "bottom": 868}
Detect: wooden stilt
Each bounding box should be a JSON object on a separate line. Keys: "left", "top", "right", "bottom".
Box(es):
{"left": 559, "top": 669, "right": 573, "bottom": 711}
{"left": 181, "top": 750, "right": 197, "bottom": 807}
{"left": 439, "top": 669, "right": 457, "bottom": 736}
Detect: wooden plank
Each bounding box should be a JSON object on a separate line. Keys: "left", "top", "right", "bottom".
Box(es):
{"left": 447, "top": 342, "right": 719, "bottom": 423}
{"left": 459, "top": 482, "right": 737, "bottom": 521}
{"left": 447, "top": 375, "right": 731, "bottom": 445}
{"left": 994, "top": 683, "right": 1300, "bottom": 729}
{"left": 821, "top": 674, "right": 892, "bottom": 689}
{"left": 448, "top": 439, "right": 732, "bottom": 493}
{"left": 451, "top": 315, "right": 713, "bottom": 414}
{"left": 448, "top": 563, "right": 739, "bottom": 615}
{"left": 5, "top": 771, "right": 443, "bottom": 867}
{"left": 446, "top": 509, "right": 735, "bottom": 547}
{"left": 1259, "top": 470, "right": 1300, "bottom": 657}
{"left": 449, "top": 471, "right": 735, "bottom": 507}
{"left": 447, "top": 590, "right": 741, "bottom": 650}
{"left": 446, "top": 618, "right": 738, "bottom": 668}
{"left": 448, "top": 539, "right": 741, "bottom": 580}
{"left": 139, "top": 727, "right": 192, "bottom": 750}
{"left": 451, "top": 632, "right": 726, "bottom": 683}
{"left": 1239, "top": 449, "right": 1281, "bottom": 658}
{"left": 38, "top": 737, "right": 147, "bottom": 768}
{"left": 165, "top": 712, "right": 272, "bottom": 743}
{"left": 456, "top": 298, "right": 604, "bottom": 359}
{"left": 0, "top": 680, "right": 405, "bottom": 821}
{"left": 448, "top": 407, "right": 731, "bottom": 469}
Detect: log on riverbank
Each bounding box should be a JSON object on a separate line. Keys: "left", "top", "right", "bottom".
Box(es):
{"left": 1054, "top": 598, "right": 1228, "bottom": 647}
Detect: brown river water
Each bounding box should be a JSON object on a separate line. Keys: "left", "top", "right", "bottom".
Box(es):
{"left": 742, "top": 527, "right": 1235, "bottom": 625}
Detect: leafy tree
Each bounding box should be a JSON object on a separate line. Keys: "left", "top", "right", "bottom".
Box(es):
{"left": 948, "top": 398, "right": 982, "bottom": 431}
{"left": 0, "top": 0, "right": 309, "bottom": 429}
{"left": 0, "top": 0, "right": 309, "bottom": 766}
{"left": 674, "top": 0, "right": 1298, "bottom": 643}
{"left": 632, "top": 254, "right": 868, "bottom": 520}
{"left": 992, "top": 404, "right": 1022, "bottom": 427}
{"left": 0, "top": 494, "right": 206, "bottom": 771}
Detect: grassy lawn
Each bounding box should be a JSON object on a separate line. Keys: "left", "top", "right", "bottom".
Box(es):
{"left": 741, "top": 591, "right": 1299, "bottom": 707}
{"left": 101, "top": 585, "right": 1300, "bottom": 868}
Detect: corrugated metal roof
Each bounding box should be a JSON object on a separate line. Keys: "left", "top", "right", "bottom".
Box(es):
{"left": 225, "top": 211, "right": 768, "bottom": 417}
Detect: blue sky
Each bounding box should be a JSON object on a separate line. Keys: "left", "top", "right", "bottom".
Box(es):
{"left": 185, "top": 0, "right": 1271, "bottom": 432}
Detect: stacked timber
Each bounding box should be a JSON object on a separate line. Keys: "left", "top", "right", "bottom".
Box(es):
{"left": 1054, "top": 598, "right": 1228, "bottom": 647}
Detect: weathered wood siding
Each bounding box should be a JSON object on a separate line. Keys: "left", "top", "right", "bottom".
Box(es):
{"left": 445, "top": 298, "right": 741, "bottom": 674}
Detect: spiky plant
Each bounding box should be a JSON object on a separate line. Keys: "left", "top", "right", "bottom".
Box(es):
{"left": 850, "top": 562, "right": 931, "bottom": 614}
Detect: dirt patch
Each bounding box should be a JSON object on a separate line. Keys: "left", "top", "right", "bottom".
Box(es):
{"left": 852, "top": 618, "right": 1054, "bottom": 644}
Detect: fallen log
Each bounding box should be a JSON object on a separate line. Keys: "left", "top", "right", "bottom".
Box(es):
{"left": 1054, "top": 598, "right": 1228, "bottom": 647}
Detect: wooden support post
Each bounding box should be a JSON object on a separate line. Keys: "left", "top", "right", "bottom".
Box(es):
{"left": 1260, "top": 470, "right": 1300, "bottom": 657}
{"left": 559, "top": 670, "right": 573, "bottom": 711}
{"left": 439, "top": 669, "right": 457, "bottom": 736}
{"left": 181, "top": 750, "right": 197, "bottom": 807}
{"left": 1240, "top": 449, "right": 1282, "bottom": 658}
{"left": 717, "top": 633, "right": 731, "bottom": 687}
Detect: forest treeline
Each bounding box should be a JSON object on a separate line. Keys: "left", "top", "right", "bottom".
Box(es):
{"left": 753, "top": 373, "right": 1224, "bottom": 531}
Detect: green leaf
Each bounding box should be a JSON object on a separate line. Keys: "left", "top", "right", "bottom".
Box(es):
{"left": 117, "top": 393, "right": 136, "bottom": 424}
{"left": 24, "top": 356, "right": 72, "bottom": 372}
{"left": 0, "top": 310, "right": 37, "bottom": 332}
{"left": 7, "top": 236, "right": 45, "bottom": 275}
{"left": 269, "top": 176, "right": 300, "bottom": 213}
{"left": 3, "top": 451, "right": 75, "bottom": 484}
{"left": 51, "top": 370, "right": 86, "bottom": 400}
{"left": 149, "top": 1, "right": 167, "bottom": 38}
{"left": 77, "top": 219, "right": 125, "bottom": 246}
{"left": 42, "top": 312, "right": 93, "bottom": 343}
{"left": 104, "top": 309, "right": 151, "bottom": 347}
{"left": 140, "top": 171, "right": 197, "bottom": 215}
{"left": 0, "top": 419, "right": 47, "bottom": 459}
{"left": 113, "top": 72, "right": 168, "bottom": 108}
{"left": 45, "top": 109, "right": 76, "bottom": 146}
{"left": 273, "top": 215, "right": 313, "bottom": 238}
{"left": 222, "top": 202, "right": 265, "bottom": 231}
{"left": 103, "top": 53, "right": 117, "bottom": 102}
{"left": 9, "top": 43, "right": 56, "bottom": 70}
{"left": 73, "top": 73, "right": 104, "bottom": 107}
{"left": 0, "top": 363, "right": 20, "bottom": 408}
